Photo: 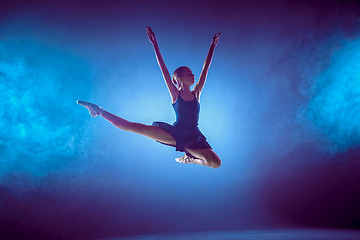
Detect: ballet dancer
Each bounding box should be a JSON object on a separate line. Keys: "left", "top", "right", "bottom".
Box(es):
{"left": 78, "top": 27, "right": 221, "bottom": 168}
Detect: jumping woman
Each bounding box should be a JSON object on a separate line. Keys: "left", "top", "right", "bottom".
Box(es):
{"left": 77, "top": 27, "right": 221, "bottom": 168}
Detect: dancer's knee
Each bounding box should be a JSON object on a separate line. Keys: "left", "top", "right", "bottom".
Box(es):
{"left": 210, "top": 155, "right": 221, "bottom": 168}
{"left": 204, "top": 150, "right": 221, "bottom": 168}
{"left": 187, "top": 148, "right": 222, "bottom": 169}
{"left": 213, "top": 159, "right": 221, "bottom": 168}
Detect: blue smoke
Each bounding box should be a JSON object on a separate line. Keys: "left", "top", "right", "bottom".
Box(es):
{"left": 0, "top": 33, "right": 93, "bottom": 179}
{"left": 305, "top": 38, "right": 360, "bottom": 152}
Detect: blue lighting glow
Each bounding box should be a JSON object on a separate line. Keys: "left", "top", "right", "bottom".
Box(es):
{"left": 1, "top": 0, "right": 360, "bottom": 238}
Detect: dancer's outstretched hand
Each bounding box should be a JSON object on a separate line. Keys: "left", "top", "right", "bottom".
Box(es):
{"left": 147, "top": 26, "right": 157, "bottom": 45}
{"left": 211, "top": 33, "right": 221, "bottom": 47}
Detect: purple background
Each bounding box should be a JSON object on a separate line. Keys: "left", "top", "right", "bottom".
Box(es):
{"left": 1, "top": 0, "right": 360, "bottom": 239}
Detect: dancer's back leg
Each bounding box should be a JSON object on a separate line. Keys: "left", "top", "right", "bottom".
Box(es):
{"left": 185, "top": 148, "right": 222, "bottom": 169}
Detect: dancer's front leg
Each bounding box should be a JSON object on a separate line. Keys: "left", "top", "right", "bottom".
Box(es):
{"left": 77, "top": 100, "right": 176, "bottom": 146}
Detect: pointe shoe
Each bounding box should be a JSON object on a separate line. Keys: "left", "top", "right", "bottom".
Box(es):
{"left": 77, "top": 100, "right": 103, "bottom": 117}
{"left": 175, "top": 154, "right": 195, "bottom": 164}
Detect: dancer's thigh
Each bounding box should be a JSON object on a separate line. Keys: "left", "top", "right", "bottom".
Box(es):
{"left": 132, "top": 123, "right": 176, "bottom": 146}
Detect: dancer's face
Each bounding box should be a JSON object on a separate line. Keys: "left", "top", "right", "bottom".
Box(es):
{"left": 179, "top": 68, "right": 195, "bottom": 86}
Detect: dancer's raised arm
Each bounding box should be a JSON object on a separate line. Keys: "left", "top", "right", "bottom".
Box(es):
{"left": 194, "top": 33, "right": 221, "bottom": 99}
{"left": 147, "top": 27, "right": 178, "bottom": 102}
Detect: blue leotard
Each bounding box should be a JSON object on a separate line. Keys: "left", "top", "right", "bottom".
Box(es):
{"left": 152, "top": 93, "right": 211, "bottom": 153}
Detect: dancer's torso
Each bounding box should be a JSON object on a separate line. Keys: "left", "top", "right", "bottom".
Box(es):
{"left": 172, "top": 93, "right": 200, "bottom": 129}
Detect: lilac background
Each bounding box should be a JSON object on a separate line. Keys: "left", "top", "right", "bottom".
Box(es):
{"left": 1, "top": 0, "right": 360, "bottom": 239}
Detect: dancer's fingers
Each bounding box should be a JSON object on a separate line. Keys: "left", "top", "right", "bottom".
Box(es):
{"left": 77, "top": 100, "right": 87, "bottom": 106}
{"left": 148, "top": 26, "right": 154, "bottom": 34}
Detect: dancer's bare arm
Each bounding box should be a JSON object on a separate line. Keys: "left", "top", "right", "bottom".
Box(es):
{"left": 147, "top": 27, "right": 178, "bottom": 102}
{"left": 194, "top": 33, "right": 221, "bottom": 99}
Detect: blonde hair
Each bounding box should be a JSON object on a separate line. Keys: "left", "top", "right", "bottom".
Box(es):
{"left": 172, "top": 66, "right": 190, "bottom": 89}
